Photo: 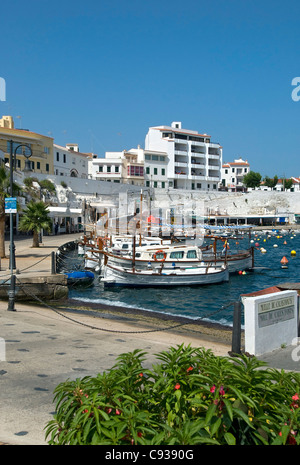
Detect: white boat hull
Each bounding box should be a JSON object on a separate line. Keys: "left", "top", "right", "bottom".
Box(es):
{"left": 102, "top": 264, "right": 229, "bottom": 287}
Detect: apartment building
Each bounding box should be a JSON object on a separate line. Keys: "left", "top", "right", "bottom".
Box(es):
{"left": 0, "top": 115, "right": 54, "bottom": 174}
{"left": 221, "top": 157, "right": 250, "bottom": 191}
{"left": 144, "top": 121, "right": 222, "bottom": 191}
{"left": 54, "top": 143, "right": 92, "bottom": 178}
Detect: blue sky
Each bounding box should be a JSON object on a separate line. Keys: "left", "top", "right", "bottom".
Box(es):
{"left": 1, "top": 0, "right": 300, "bottom": 177}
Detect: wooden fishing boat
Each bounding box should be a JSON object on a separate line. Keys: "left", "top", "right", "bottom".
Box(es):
{"left": 102, "top": 262, "right": 229, "bottom": 287}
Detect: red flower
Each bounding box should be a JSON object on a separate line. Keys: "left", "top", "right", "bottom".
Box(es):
{"left": 137, "top": 432, "right": 143, "bottom": 437}
{"left": 187, "top": 366, "right": 193, "bottom": 373}
{"left": 292, "top": 393, "right": 299, "bottom": 401}
{"left": 219, "top": 385, "right": 225, "bottom": 396}
{"left": 115, "top": 409, "right": 121, "bottom": 415}
{"left": 210, "top": 385, "right": 216, "bottom": 393}
{"left": 174, "top": 383, "right": 181, "bottom": 390}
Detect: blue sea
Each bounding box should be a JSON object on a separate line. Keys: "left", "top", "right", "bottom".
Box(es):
{"left": 65, "top": 231, "right": 300, "bottom": 327}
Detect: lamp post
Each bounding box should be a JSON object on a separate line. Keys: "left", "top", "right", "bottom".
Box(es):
{"left": 7, "top": 140, "right": 32, "bottom": 311}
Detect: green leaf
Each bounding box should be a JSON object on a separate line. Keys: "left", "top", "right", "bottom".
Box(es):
{"left": 205, "top": 403, "right": 217, "bottom": 426}
{"left": 224, "top": 432, "right": 236, "bottom": 445}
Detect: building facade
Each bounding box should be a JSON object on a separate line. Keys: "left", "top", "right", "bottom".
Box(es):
{"left": 145, "top": 121, "right": 222, "bottom": 191}
{"left": 0, "top": 115, "right": 54, "bottom": 175}
{"left": 221, "top": 157, "right": 250, "bottom": 191}
{"left": 89, "top": 146, "right": 168, "bottom": 188}
{"left": 54, "top": 143, "right": 92, "bottom": 178}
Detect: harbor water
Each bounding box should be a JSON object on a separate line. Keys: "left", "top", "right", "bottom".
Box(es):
{"left": 64, "top": 230, "right": 300, "bottom": 327}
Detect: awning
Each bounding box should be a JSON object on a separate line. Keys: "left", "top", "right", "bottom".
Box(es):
{"left": 48, "top": 206, "right": 82, "bottom": 218}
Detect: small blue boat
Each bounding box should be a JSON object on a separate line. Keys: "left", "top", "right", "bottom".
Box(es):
{"left": 65, "top": 270, "right": 94, "bottom": 287}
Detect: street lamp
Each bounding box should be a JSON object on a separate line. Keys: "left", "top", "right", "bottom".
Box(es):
{"left": 7, "top": 140, "right": 32, "bottom": 311}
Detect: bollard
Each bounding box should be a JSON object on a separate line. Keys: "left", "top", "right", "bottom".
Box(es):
{"left": 7, "top": 274, "right": 16, "bottom": 311}
{"left": 51, "top": 251, "right": 56, "bottom": 275}
{"left": 231, "top": 301, "right": 242, "bottom": 354}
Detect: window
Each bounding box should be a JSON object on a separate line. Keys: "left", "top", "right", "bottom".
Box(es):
{"left": 170, "top": 251, "right": 184, "bottom": 259}
{"left": 98, "top": 166, "right": 103, "bottom": 172}
{"left": 37, "top": 162, "right": 40, "bottom": 169}
{"left": 187, "top": 250, "right": 197, "bottom": 258}
{"left": 161, "top": 168, "right": 165, "bottom": 176}
{"left": 146, "top": 181, "right": 150, "bottom": 187}
{"left": 160, "top": 156, "right": 165, "bottom": 161}
{"left": 232, "top": 167, "right": 235, "bottom": 172}
{"left": 107, "top": 166, "right": 111, "bottom": 173}
{"left": 115, "top": 166, "right": 119, "bottom": 173}
{"left": 46, "top": 163, "right": 49, "bottom": 172}
{"left": 154, "top": 181, "right": 157, "bottom": 188}
{"left": 154, "top": 168, "right": 157, "bottom": 175}
{"left": 127, "top": 166, "right": 144, "bottom": 176}
{"left": 145, "top": 154, "right": 151, "bottom": 160}
{"left": 44, "top": 147, "right": 49, "bottom": 154}
{"left": 152, "top": 155, "right": 158, "bottom": 161}
{"left": 31, "top": 161, "right": 35, "bottom": 170}
{"left": 63, "top": 154, "right": 66, "bottom": 163}
{"left": 146, "top": 167, "right": 150, "bottom": 174}
{"left": 225, "top": 169, "right": 228, "bottom": 174}
{"left": 56, "top": 152, "right": 59, "bottom": 161}
{"left": 161, "top": 182, "right": 165, "bottom": 188}
{"left": 213, "top": 184, "right": 217, "bottom": 189}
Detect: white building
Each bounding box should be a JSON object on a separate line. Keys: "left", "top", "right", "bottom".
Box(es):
{"left": 145, "top": 121, "right": 222, "bottom": 191}
{"left": 54, "top": 143, "right": 92, "bottom": 178}
{"left": 88, "top": 146, "right": 168, "bottom": 188}
{"left": 221, "top": 157, "right": 250, "bottom": 191}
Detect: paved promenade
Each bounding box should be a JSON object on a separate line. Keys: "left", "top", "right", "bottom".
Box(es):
{"left": 0, "top": 233, "right": 299, "bottom": 445}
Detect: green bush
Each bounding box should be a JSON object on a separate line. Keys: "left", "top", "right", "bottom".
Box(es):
{"left": 45, "top": 345, "right": 300, "bottom": 445}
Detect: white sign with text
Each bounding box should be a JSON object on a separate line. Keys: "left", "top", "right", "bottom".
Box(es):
{"left": 243, "top": 290, "right": 298, "bottom": 356}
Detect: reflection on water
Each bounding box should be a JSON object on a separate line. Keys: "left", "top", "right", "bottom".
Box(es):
{"left": 68, "top": 232, "right": 300, "bottom": 326}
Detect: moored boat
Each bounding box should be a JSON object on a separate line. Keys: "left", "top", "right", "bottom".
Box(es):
{"left": 102, "top": 262, "right": 229, "bottom": 287}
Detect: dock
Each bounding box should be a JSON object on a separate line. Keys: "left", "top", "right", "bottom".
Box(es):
{"left": 0, "top": 233, "right": 82, "bottom": 302}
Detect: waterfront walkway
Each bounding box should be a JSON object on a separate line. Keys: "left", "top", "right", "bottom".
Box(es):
{"left": 0, "top": 232, "right": 299, "bottom": 445}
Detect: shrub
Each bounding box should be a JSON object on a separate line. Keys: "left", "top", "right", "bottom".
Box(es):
{"left": 45, "top": 345, "right": 300, "bottom": 445}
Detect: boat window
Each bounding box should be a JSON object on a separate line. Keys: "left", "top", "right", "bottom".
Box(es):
{"left": 122, "top": 244, "right": 129, "bottom": 249}
{"left": 187, "top": 250, "right": 197, "bottom": 259}
{"left": 170, "top": 251, "right": 184, "bottom": 259}
{"left": 153, "top": 252, "right": 166, "bottom": 260}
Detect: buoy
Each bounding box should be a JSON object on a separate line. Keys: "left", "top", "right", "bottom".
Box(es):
{"left": 291, "top": 250, "right": 296, "bottom": 256}
{"left": 255, "top": 243, "right": 259, "bottom": 247}
{"left": 273, "top": 244, "right": 278, "bottom": 248}
{"left": 263, "top": 239, "right": 266, "bottom": 242}
{"left": 238, "top": 270, "right": 243, "bottom": 275}
{"left": 284, "top": 240, "right": 287, "bottom": 245}
{"left": 281, "top": 256, "right": 288, "bottom": 264}
{"left": 260, "top": 248, "right": 266, "bottom": 253}
{"left": 242, "top": 271, "right": 247, "bottom": 275}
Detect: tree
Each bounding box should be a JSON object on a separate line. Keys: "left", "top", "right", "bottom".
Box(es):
{"left": 18, "top": 200, "right": 52, "bottom": 247}
{"left": 0, "top": 165, "right": 21, "bottom": 258}
{"left": 243, "top": 171, "right": 262, "bottom": 188}
{"left": 282, "top": 178, "right": 293, "bottom": 190}
{"left": 264, "top": 175, "right": 278, "bottom": 189}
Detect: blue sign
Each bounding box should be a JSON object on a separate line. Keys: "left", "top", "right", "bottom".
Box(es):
{"left": 5, "top": 197, "right": 17, "bottom": 213}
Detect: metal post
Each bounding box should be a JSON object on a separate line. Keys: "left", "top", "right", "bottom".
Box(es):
{"left": 8, "top": 140, "right": 16, "bottom": 311}
{"left": 51, "top": 251, "right": 56, "bottom": 275}
{"left": 231, "top": 301, "right": 242, "bottom": 354}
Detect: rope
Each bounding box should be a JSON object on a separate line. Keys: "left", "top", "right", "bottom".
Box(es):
{"left": 14, "top": 276, "right": 233, "bottom": 334}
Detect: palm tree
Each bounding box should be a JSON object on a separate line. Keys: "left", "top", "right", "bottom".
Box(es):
{"left": 18, "top": 200, "right": 52, "bottom": 247}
